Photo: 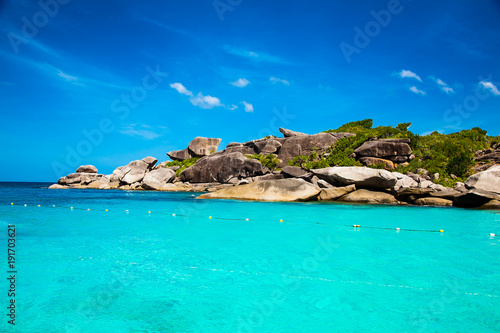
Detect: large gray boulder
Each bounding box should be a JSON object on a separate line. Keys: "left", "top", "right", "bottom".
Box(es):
{"left": 281, "top": 166, "right": 309, "bottom": 178}
{"left": 167, "top": 148, "right": 192, "bottom": 161}
{"left": 142, "top": 168, "right": 176, "bottom": 190}
{"left": 119, "top": 160, "right": 150, "bottom": 184}
{"left": 465, "top": 165, "right": 500, "bottom": 195}
{"left": 318, "top": 184, "right": 356, "bottom": 201}
{"left": 277, "top": 133, "right": 338, "bottom": 166}
{"left": 254, "top": 139, "right": 282, "bottom": 154}
{"left": 311, "top": 166, "right": 398, "bottom": 190}
{"left": 188, "top": 137, "right": 222, "bottom": 157}
{"left": 198, "top": 179, "right": 320, "bottom": 202}
{"left": 354, "top": 139, "right": 412, "bottom": 161}
{"left": 337, "top": 189, "right": 398, "bottom": 204}
{"left": 76, "top": 165, "right": 98, "bottom": 173}
{"left": 279, "top": 128, "right": 308, "bottom": 137}
{"left": 62, "top": 173, "right": 103, "bottom": 185}
{"left": 142, "top": 156, "right": 158, "bottom": 169}
{"left": 180, "top": 152, "right": 268, "bottom": 183}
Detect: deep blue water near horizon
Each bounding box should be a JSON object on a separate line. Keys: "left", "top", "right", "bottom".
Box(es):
{"left": 0, "top": 182, "right": 499, "bottom": 333}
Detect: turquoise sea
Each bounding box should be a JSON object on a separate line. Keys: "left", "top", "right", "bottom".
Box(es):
{"left": 0, "top": 182, "right": 499, "bottom": 332}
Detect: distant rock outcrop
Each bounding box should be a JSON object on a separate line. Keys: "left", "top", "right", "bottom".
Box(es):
{"left": 142, "top": 168, "right": 176, "bottom": 190}
{"left": 167, "top": 137, "right": 221, "bottom": 161}
{"left": 279, "top": 128, "right": 308, "bottom": 137}
{"left": 76, "top": 165, "right": 98, "bottom": 173}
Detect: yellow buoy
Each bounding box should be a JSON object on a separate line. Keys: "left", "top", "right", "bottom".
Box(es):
{"left": 209, "top": 216, "right": 212, "bottom": 219}
{"left": 148, "top": 211, "right": 151, "bottom": 214}
{"left": 280, "top": 219, "right": 283, "bottom": 223}
{"left": 11, "top": 203, "right": 13, "bottom": 205}
{"left": 439, "top": 230, "right": 444, "bottom": 233}
{"left": 38, "top": 205, "right": 40, "bottom": 207}
{"left": 71, "top": 207, "right": 73, "bottom": 209}
{"left": 105, "top": 209, "right": 108, "bottom": 212}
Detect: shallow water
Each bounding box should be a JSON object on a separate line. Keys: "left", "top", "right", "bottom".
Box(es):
{"left": 1, "top": 182, "right": 499, "bottom": 332}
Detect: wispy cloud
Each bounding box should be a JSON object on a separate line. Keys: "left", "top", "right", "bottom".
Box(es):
{"left": 170, "top": 82, "right": 193, "bottom": 96}
{"left": 119, "top": 124, "right": 168, "bottom": 140}
{"left": 270, "top": 77, "right": 290, "bottom": 85}
{"left": 170, "top": 82, "right": 227, "bottom": 109}
{"left": 479, "top": 81, "right": 500, "bottom": 96}
{"left": 241, "top": 101, "right": 254, "bottom": 112}
{"left": 409, "top": 86, "right": 426, "bottom": 95}
{"left": 430, "top": 76, "right": 455, "bottom": 94}
{"left": 57, "top": 71, "right": 79, "bottom": 82}
{"left": 230, "top": 78, "right": 250, "bottom": 88}
{"left": 224, "top": 46, "right": 290, "bottom": 64}
{"left": 398, "top": 69, "right": 422, "bottom": 82}
{"left": 227, "top": 105, "right": 238, "bottom": 110}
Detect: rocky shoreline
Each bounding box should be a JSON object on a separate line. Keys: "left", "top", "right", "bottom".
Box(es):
{"left": 50, "top": 127, "right": 500, "bottom": 210}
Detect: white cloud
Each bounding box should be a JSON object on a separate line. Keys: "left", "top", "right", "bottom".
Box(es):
{"left": 398, "top": 69, "right": 422, "bottom": 82}
{"left": 119, "top": 124, "right": 167, "bottom": 140}
{"left": 170, "top": 82, "right": 193, "bottom": 96}
{"left": 57, "top": 71, "right": 79, "bottom": 82}
{"left": 270, "top": 77, "right": 290, "bottom": 85}
{"left": 479, "top": 81, "right": 500, "bottom": 96}
{"left": 230, "top": 78, "right": 250, "bottom": 88}
{"left": 409, "top": 86, "right": 426, "bottom": 95}
{"left": 226, "top": 105, "right": 238, "bottom": 110}
{"left": 441, "top": 86, "right": 455, "bottom": 95}
{"left": 430, "top": 76, "right": 455, "bottom": 94}
{"left": 189, "top": 93, "right": 223, "bottom": 109}
{"left": 241, "top": 101, "right": 254, "bottom": 112}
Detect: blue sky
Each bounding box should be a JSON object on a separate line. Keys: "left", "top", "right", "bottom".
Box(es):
{"left": 1, "top": 0, "right": 499, "bottom": 181}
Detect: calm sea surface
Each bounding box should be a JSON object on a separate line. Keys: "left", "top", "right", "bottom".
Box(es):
{"left": 0, "top": 182, "right": 499, "bottom": 332}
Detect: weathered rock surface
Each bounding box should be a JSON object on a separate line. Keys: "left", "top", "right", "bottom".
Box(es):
{"left": 392, "top": 172, "right": 419, "bottom": 191}
{"left": 188, "top": 137, "right": 222, "bottom": 157}
{"left": 142, "top": 156, "right": 158, "bottom": 169}
{"left": 337, "top": 189, "right": 398, "bottom": 204}
{"left": 49, "top": 184, "right": 68, "bottom": 189}
{"left": 278, "top": 133, "right": 338, "bottom": 166}
{"left": 254, "top": 139, "right": 282, "bottom": 154}
{"left": 158, "top": 183, "right": 193, "bottom": 192}
{"left": 414, "top": 197, "right": 453, "bottom": 207}
{"left": 198, "top": 179, "right": 320, "bottom": 202}
{"left": 119, "top": 160, "right": 150, "bottom": 184}
{"left": 142, "top": 168, "right": 176, "bottom": 190}
{"left": 355, "top": 139, "right": 412, "bottom": 162}
{"left": 279, "top": 128, "right": 308, "bottom": 137}
{"left": 479, "top": 200, "right": 500, "bottom": 210}
{"left": 358, "top": 157, "right": 394, "bottom": 170}
{"left": 180, "top": 152, "right": 267, "bottom": 183}
{"left": 167, "top": 148, "right": 192, "bottom": 161}
{"left": 318, "top": 184, "right": 356, "bottom": 201}
{"left": 281, "top": 166, "right": 309, "bottom": 178}
{"left": 312, "top": 167, "right": 398, "bottom": 190}
{"left": 76, "top": 165, "right": 98, "bottom": 173}
{"left": 464, "top": 165, "right": 500, "bottom": 195}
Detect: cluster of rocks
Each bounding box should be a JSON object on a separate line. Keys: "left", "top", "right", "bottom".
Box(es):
{"left": 200, "top": 165, "right": 500, "bottom": 209}
{"left": 352, "top": 138, "right": 415, "bottom": 170}
{"left": 50, "top": 128, "right": 500, "bottom": 210}
{"left": 474, "top": 143, "right": 500, "bottom": 173}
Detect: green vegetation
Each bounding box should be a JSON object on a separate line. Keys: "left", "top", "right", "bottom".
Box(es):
{"left": 246, "top": 153, "right": 280, "bottom": 171}
{"left": 286, "top": 119, "right": 497, "bottom": 187}
{"left": 164, "top": 157, "right": 201, "bottom": 176}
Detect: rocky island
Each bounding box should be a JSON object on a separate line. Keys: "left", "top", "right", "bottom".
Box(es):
{"left": 50, "top": 120, "right": 500, "bottom": 210}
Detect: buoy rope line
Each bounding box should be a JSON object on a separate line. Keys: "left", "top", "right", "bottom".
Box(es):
{"left": 185, "top": 266, "right": 500, "bottom": 298}
{"left": 6, "top": 203, "right": 497, "bottom": 237}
